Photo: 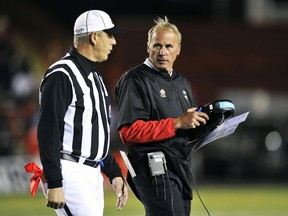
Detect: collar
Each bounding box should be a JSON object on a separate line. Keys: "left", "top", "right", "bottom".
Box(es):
{"left": 144, "top": 58, "right": 173, "bottom": 77}
{"left": 69, "top": 47, "right": 98, "bottom": 76}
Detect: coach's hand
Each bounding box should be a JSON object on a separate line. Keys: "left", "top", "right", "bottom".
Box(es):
{"left": 46, "top": 187, "right": 65, "bottom": 209}
{"left": 112, "top": 177, "right": 128, "bottom": 210}
{"left": 174, "top": 107, "right": 209, "bottom": 129}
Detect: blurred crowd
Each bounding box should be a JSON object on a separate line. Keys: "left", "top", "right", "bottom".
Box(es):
{"left": 0, "top": 14, "right": 39, "bottom": 157}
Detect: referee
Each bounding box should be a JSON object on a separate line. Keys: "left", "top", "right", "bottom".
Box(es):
{"left": 37, "top": 10, "right": 128, "bottom": 216}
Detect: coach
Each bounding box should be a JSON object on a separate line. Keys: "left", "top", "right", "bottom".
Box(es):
{"left": 116, "top": 16, "right": 209, "bottom": 216}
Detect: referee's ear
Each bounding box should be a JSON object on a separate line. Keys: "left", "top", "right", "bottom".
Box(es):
{"left": 89, "top": 32, "right": 97, "bottom": 46}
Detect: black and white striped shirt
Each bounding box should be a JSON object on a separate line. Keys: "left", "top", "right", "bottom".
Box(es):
{"left": 38, "top": 47, "right": 121, "bottom": 188}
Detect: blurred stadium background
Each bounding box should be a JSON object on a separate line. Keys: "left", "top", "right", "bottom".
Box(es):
{"left": 0, "top": 0, "right": 288, "bottom": 215}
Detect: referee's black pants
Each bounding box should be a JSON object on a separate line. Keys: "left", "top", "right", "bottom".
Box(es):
{"left": 127, "top": 164, "right": 191, "bottom": 216}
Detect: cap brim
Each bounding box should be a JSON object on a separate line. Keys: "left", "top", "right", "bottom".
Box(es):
{"left": 104, "top": 26, "right": 125, "bottom": 34}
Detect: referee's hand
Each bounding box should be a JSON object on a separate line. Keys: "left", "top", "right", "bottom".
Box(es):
{"left": 46, "top": 187, "right": 65, "bottom": 209}
{"left": 112, "top": 177, "right": 128, "bottom": 210}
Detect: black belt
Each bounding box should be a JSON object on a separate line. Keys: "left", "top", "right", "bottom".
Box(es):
{"left": 60, "top": 153, "right": 100, "bottom": 168}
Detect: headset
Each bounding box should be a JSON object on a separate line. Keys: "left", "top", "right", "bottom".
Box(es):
{"left": 189, "top": 99, "right": 235, "bottom": 146}
{"left": 198, "top": 99, "right": 235, "bottom": 131}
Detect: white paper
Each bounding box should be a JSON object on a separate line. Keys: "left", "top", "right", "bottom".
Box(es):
{"left": 195, "top": 112, "right": 249, "bottom": 151}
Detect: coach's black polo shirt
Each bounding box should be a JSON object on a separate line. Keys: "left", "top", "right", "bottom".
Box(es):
{"left": 116, "top": 60, "right": 197, "bottom": 199}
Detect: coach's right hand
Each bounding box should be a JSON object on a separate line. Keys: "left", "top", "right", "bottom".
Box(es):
{"left": 174, "top": 107, "right": 209, "bottom": 129}
{"left": 46, "top": 187, "right": 65, "bottom": 209}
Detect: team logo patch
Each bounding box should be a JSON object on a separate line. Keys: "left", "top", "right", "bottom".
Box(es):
{"left": 182, "top": 90, "right": 188, "bottom": 100}
{"left": 160, "top": 89, "right": 166, "bottom": 98}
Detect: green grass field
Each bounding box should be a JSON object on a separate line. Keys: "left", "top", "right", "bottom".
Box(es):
{"left": 0, "top": 184, "right": 287, "bottom": 216}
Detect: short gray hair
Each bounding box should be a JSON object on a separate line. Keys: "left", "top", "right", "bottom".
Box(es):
{"left": 73, "top": 33, "right": 90, "bottom": 47}
{"left": 73, "top": 31, "right": 105, "bottom": 47}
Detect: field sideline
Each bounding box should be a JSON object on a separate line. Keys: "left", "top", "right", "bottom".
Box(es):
{"left": 0, "top": 184, "right": 287, "bottom": 216}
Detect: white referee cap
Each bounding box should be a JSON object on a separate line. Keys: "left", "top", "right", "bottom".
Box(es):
{"left": 74, "top": 10, "right": 125, "bottom": 35}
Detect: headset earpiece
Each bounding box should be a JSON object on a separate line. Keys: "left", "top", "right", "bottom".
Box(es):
{"left": 199, "top": 99, "right": 235, "bottom": 131}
